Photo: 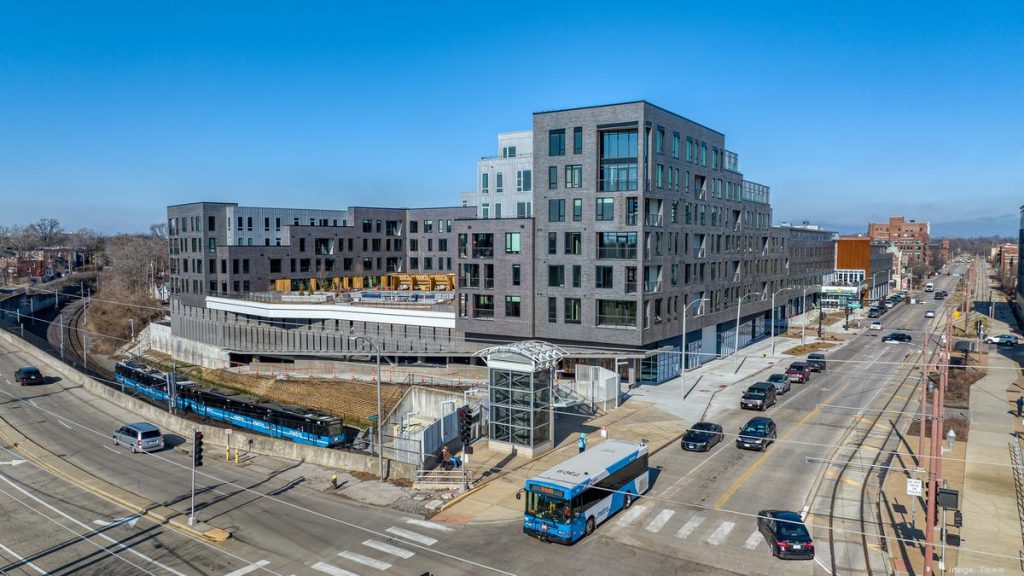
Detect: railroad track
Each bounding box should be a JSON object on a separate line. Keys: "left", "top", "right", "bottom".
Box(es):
{"left": 825, "top": 340, "right": 940, "bottom": 575}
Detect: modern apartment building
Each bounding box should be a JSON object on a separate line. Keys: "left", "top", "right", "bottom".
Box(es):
{"left": 825, "top": 236, "right": 894, "bottom": 309}
{"left": 460, "top": 131, "right": 534, "bottom": 219}
{"left": 868, "top": 216, "right": 929, "bottom": 266}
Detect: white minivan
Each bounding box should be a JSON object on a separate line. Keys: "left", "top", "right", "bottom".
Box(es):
{"left": 924, "top": 282, "right": 934, "bottom": 292}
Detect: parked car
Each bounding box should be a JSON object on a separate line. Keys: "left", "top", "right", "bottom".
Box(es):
{"left": 785, "top": 362, "right": 811, "bottom": 383}
{"left": 757, "top": 510, "right": 815, "bottom": 560}
{"left": 112, "top": 423, "right": 165, "bottom": 453}
{"left": 985, "top": 334, "right": 1018, "bottom": 346}
{"left": 741, "top": 382, "right": 778, "bottom": 410}
{"left": 869, "top": 321, "right": 883, "bottom": 331}
{"left": 14, "top": 366, "right": 44, "bottom": 386}
{"left": 767, "top": 373, "right": 791, "bottom": 394}
{"left": 925, "top": 310, "right": 936, "bottom": 319}
{"left": 736, "top": 417, "right": 777, "bottom": 451}
{"left": 806, "top": 353, "right": 826, "bottom": 372}
{"left": 681, "top": 421, "right": 725, "bottom": 452}
{"left": 867, "top": 307, "right": 880, "bottom": 318}
{"left": 881, "top": 332, "right": 912, "bottom": 343}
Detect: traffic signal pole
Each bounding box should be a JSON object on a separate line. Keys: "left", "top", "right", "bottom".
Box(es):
{"left": 190, "top": 429, "right": 204, "bottom": 526}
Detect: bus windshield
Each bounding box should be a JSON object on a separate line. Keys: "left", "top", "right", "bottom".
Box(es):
{"left": 525, "top": 490, "right": 572, "bottom": 523}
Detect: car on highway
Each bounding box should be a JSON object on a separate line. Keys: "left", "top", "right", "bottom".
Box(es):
{"left": 766, "top": 373, "right": 791, "bottom": 394}
{"left": 736, "top": 417, "right": 777, "bottom": 451}
{"left": 681, "top": 421, "right": 725, "bottom": 452}
{"left": 785, "top": 362, "right": 811, "bottom": 383}
{"left": 741, "top": 382, "right": 778, "bottom": 410}
{"left": 985, "top": 334, "right": 1018, "bottom": 346}
{"left": 881, "top": 332, "right": 912, "bottom": 344}
{"left": 806, "top": 353, "right": 826, "bottom": 372}
{"left": 113, "top": 422, "right": 165, "bottom": 453}
{"left": 925, "top": 310, "right": 936, "bottom": 318}
{"left": 870, "top": 320, "right": 882, "bottom": 331}
{"left": 757, "top": 510, "right": 815, "bottom": 560}
{"left": 14, "top": 366, "right": 44, "bottom": 386}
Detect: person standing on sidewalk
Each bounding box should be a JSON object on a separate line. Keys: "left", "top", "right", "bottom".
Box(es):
{"left": 577, "top": 433, "right": 587, "bottom": 454}
{"left": 1016, "top": 395, "right": 1023, "bottom": 418}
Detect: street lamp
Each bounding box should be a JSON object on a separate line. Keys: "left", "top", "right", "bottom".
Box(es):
{"left": 349, "top": 335, "right": 383, "bottom": 482}
{"left": 770, "top": 286, "right": 798, "bottom": 356}
{"left": 801, "top": 285, "right": 812, "bottom": 345}
{"left": 870, "top": 270, "right": 890, "bottom": 306}
{"left": 735, "top": 292, "right": 761, "bottom": 356}
{"left": 681, "top": 296, "right": 710, "bottom": 396}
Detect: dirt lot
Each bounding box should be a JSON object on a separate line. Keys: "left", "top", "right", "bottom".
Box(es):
{"left": 906, "top": 415, "right": 971, "bottom": 442}
{"left": 782, "top": 341, "right": 837, "bottom": 356}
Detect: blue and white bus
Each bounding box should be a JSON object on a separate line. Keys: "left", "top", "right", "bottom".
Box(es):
{"left": 519, "top": 438, "right": 649, "bottom": 544}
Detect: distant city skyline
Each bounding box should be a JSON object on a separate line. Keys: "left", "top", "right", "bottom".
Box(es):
{"left": 1, "top": 2, "right": 1020, "bottom": 237}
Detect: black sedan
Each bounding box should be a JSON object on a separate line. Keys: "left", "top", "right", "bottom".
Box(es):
{"left": 736, "top": 417, "right": 777, "bottom": 451}
{"left": 15, "top": 366, "right": 44, "bottom": 385}
{"left": 757, "top": 510, "right": 815, "bottom": 560}
{"left": 881, "top": 332, "right": 912, "bottom": 343}
{"left": 681, "top": 422, "right": 724, "bottom": 452}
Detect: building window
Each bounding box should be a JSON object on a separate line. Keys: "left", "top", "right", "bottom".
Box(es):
{"left": 565, "top": 165, "right": 582, "bottom": 188}
{"left": 504, "top": 232, "right": 521, "bottom": 254}
{"left": 548, "top": 232, "right": 558, "bottom": 255}
{"left": 496, "top": 172, "right": 504, "bottom": 193}
{"left": 572, "top": 265, "right": 581, "bottom": 288}
{"left": 565, "top": 298, "right": 582, "bottom": 323}
{"left": 517, "top": 202, "right": 529, "bottom": 218}
{"left": 512, "top": 264, "right": 521, "bottom": 286}
{"left": 572, "top": 198, "right": 583, "bottom": 222}
{"left": 481, "top": 173, "right": 489, "bottom": 194}
{"left": 517, "top": 170, "right": 532, "bottom": 192}
{"left": 597, "top": 300, "right": 637, "bottom": 327}
{"left": 208, "top": 238, "right": 216, "bottom": 253}
{"left": 548, "top": 297, "right": 557, "bottom": 323}
{"left": 600, "top": 130, "right": 639, "bottom": 191}
{"left": 656, "top": 127, "right": 664, "bottom": 154}
{"left": 549, "top": 129, "right": 566, "bottom": 156}
{"left": 656, "top": 164, "right": 664, "bottom": 188}
{"left": 573, "top": 127, "right": 583, "bottom": 154}
{"left": 700, "top": 142, "right": 707, "bottom": 166}
{"left": 672, "top": 132, "right": 680, "bottom": 159}
{"left": 473, "top": 294, "right": 494, "bottom": 319}
{"left": 548, "top": 265, "right": 565, "bottom": 287}
{"left": 548, "top": 166, "right": 558, "bottom": 189}
{"left": 482, "top": 204, "right": 490, "bottom": 219}
{"left": 597, "top": 231, "right": 637, "bottom": 259}
{"left": 502, "top": 145, "right": 516, "bottom": 158}
{"left": 596, "top": 266, "right": 613, "bottom": 288}
{"left": 207, "top": 216, "right": 216, "bottom": 232}
{"left": 596, "top": 198, "right": 615, "bottom": 221}
{"left": 548, "top": 199, "right": 565, "bottom": 222}
{"left": 505, "top": 296, "right": 521, "bottom": 318}
{"left": 565, "top": 232, "right": 582, "bottom": 255}
{"left": 686, "top": 137, "right": 693, "bottom": 162}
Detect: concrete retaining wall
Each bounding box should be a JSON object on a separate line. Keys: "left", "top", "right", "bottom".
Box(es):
{"left": 0, "top": 329, "right": 416, "bottom": 480}
{"left": 150, "top": 323, "right": 231, "bottom": 369}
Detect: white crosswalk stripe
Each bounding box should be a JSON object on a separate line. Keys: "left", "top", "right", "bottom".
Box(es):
{"left": 675, "top": 514, "right": 706, "bottom": 539}
{"left": 743, "top": 530, "right": 763, "bottom": 550}
{"left": 385, "top": 526, "right": 438, "bottom": 546}
{"left": 338, "top": 551, "right": 391, "bottom": 571}
{"left": 645, "top": 509, "right": 675, "bottom": 533}
{"left": 310, "top": 562, "right": 360, "bottom": 576}
{"left": 363, "top": 539, "right": 415, "bottom": 559}
{"left": 705, "top": 521, "right": 735, "bottom": 546}
{"left": 223, "top": 561, "right": 270, "bottom": 576}
{"left": 615, "top": 504, "right": 648, "bottom": 527}
{"left": 404, "top": 518, "right": 454, "bottom": 532}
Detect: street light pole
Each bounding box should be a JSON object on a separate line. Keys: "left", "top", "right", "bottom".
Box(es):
{"left": 801, "top": 286, "right": 809, "bottom": 345}
{"left": 735, "top": 292, "right": 759, "bottom": 356}
{"left": 770, "top": 286, "right": 796, "bottom": 357}
{"left": 350, "top": 335, "right": 383, "bottom": 482}
{"left": 681, "top": 297, "right": 710, "bottom": 398}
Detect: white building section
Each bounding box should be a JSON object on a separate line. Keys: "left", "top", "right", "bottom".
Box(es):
{"left": 205, "top": 296, "right": 456, "bottom": 329}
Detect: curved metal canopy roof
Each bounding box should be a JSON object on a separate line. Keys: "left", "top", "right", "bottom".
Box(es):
{"left": 474, "top": 340, "right": 568, "bottom": 370}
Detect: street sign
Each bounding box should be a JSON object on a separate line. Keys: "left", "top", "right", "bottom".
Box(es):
{"left": 906, "top": 478, "right": 923, "bottom": 497}
{"left": 225, "top": 428, "right": 232, "bottom": 435}
{"left": 952, "top": 310, "right": 961, "bottom": 320}
{"left": 368, "top": 414, "right": 379, "bottom": 422}
{"left": 848, "top": 302, "right": 862, "bottom": 309}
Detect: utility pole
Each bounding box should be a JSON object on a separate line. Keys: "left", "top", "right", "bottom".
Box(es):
{"left": 924, "top": 318, "right": 951, "bottom": 575}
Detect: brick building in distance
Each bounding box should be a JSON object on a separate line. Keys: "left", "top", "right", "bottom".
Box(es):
{"left": 867, "top": 216, "right": 929, "bottom": 267}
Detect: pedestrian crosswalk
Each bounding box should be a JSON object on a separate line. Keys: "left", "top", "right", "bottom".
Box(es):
{"left": 226, "top": 519, "right": 452, "bottom": 576}
{"left": 609, "top": 504, "right": 772, "bottom": 553}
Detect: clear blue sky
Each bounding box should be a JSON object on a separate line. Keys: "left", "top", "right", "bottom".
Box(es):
{"left": 1, "top": 1, "right": 1021, "bottom": 237}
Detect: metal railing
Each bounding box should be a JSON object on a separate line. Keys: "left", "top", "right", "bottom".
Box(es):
{"left": 1010, "top": 440, "right": 1024, "bottom": 568}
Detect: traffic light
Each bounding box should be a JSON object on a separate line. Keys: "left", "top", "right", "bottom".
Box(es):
{"left": 953, "top": 510, "right": 963, "bottom": 528}
{"left": 458, "top": 406, "right": 472, "bottom": 445}
{"left": 193, "top": 430, "right": 204, "bottom": 467}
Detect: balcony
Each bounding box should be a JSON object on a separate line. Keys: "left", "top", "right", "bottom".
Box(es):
{"left": 742, "top": 180, "right": 771, "bottom": 204}
{"left": 643, "top": 280, "right": 661, "bottom": 293}
{"left": 723, "top": 150, "right": 740, "bottom": 174}
{"left": 644, "top": 214, "right": 662, "bottom": 227}
{"left": 626, "top": 213, "right": 639, "bottom": 226}
{"left": 597, "top": 247, "right": 638, "bottom": 260}
{"left": 625, "top": 281, "right": 637, "bottom": 294}
{"left": 473, "top": 248, "right": 494, "bottom": 259}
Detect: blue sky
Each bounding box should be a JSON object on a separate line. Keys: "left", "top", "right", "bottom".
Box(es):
{"left": 1, "top": 1, "right": 1021, "bottom": 236}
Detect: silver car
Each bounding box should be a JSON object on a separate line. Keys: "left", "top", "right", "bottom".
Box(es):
{"left": 113, "top": 422, "right": 164, "bottom": 453}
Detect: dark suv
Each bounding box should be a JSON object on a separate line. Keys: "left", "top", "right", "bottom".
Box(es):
{"left": 757, "top": 510, "right": 815, "bottom": 560}
{"left": 806, "top": 353, "right": 826, "bottom": 372}
{"left": 736, "top": 417, "right": 777, "bottom": 451}
{"left": 741, "top": 382, "right": 778, "bottom": 411}
{"left": 881, "top": 332, "right": 912, "bottom": 344}
{"left": 15, "top": 366, "right": 44, "bottom": 386}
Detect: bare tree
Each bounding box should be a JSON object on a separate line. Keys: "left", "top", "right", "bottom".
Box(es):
{"left": 9, "top": 225, "right": 38, "bottom": 252}
{"left": 28, "top": 218, "right": 65, "bottom": 247}
{"left": 149, "top": 222, "right": 167, "bottom": 239}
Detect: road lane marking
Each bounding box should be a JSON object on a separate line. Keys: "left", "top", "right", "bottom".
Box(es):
{"left": 0, "top": 541, "right": 49, "bottom": 575}
{"left": 705, "top": 521, "right": 735, "bottom": 545}
{"left": 645, "top": 509, "right": 675, "bottom": 533}
{"left": 615, "top": 504, "right": 648, "bottom": 527}
{"left": 743, "top": 530, "right": 762, "bottom": 550}
{"left": 675, "top": 515, "right": 705, "bottom": 539}
{"left": 223, "top": 560, "right": 270, "bottom": 576}
{"left": 362, "top": 540, "right": 414, "bottom": 559}
{"left": 337, "top": 551, "right": 390, "bottom": 571}
{"left": 58, "top": 420, "right": 73, "bottom": 430}
{"left": 310, "top": 562, "right": 360, "bottom": 576}
{"left": 384, "top": 527, "right": 437, "bottom": 546}
{"left": 404, "top": 518, "right": 453, "bottom": 532}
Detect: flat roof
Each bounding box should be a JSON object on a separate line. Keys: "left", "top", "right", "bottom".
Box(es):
{"left": 529, "top": 439, "right": 647, "bottom": 490}
{"left": 533, "top": 100, "right": 725, "bottom": 137}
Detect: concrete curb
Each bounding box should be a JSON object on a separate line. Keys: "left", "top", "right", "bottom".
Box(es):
{"left": 0, "top": 410, "right": 231, "bottom": 542}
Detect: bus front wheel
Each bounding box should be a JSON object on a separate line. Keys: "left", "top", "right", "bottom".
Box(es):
{"left": 624, "top": 493, "right": 634, "bottom": 509}
{"left": 585, "top": 517, "right": 595, "bottom": 536}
